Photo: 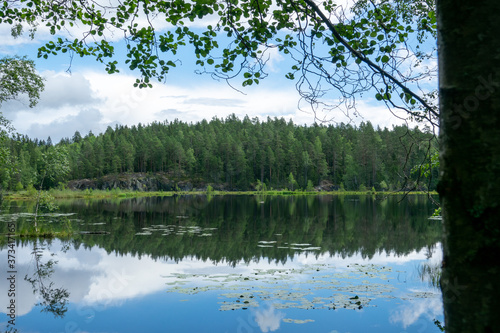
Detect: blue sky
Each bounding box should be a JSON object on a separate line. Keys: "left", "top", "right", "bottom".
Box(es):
{"left": 0, "top": 8, "right": 431, "bottom": 143}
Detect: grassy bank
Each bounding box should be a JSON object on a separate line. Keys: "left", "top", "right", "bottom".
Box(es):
{"left": 3, "top": 188, "right": 437, "bottom": 200}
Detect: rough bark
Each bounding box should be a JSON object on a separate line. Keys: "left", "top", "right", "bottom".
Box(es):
{"left": 437, "top": 0, "right": 500, "bottom": 332}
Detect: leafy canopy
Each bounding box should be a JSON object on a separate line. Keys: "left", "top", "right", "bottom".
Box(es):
{"left": 0, "top": 0, "right": 437, "bottom": 123}
{"left": 0, "top": 56, "right": 45, "bottom": 165}
{"left": 0, "top": 56, "right": 45, "bottom": 108}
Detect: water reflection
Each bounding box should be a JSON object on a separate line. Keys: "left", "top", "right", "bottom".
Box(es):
{"left": 24, "top": 240, "right": 70, "bottom": 318}
{"left": 390, "top": 297, "right": 443, "bottom": 329}
{"left": 0, "top": 195, "right": 444, "bottom": 332}
{"left": 1, "top": 241, "right": 443, "bottom": 332}
{"left": 254, "top": 306, "right": 285, "bottom": 332}
{"left": 24, "top": 194, "right": 442, "bottom": 264}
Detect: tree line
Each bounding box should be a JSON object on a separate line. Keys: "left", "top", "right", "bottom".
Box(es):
{"left": 0, "top": 115, "right": 438, "bottom": 192}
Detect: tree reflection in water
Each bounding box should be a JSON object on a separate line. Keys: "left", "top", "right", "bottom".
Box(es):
{"left": 24, "top": 239, "right": 70, "bottom": 318}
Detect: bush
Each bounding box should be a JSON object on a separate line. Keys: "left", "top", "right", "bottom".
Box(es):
{"left": 15, "top": 181, "right": 23, "bottom": 191}
{"left": 379, "top": 180, "right": 388, "bottom": 191}
{"left": 206, "top": 185, "right": 214, "bottom": 195}
{"left": 306, "top": 180, "right": 314, "bottom": 192}
{"left": 26, "top": 184, "right": 37, "bottom": 196}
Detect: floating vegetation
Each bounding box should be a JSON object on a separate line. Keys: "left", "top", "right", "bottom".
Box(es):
{"left": 404, "top": 291, "right": 441, "bottom": 299}
{"left": 0, "top": 212, "right": 76, "bottom": 222}
{"left": 79, "top": 231, "right": 110, "bottom": 235}
{"left": 136, "top": 224, "right": 217, "bottom": 238}
{"left": 258, "top": 241, "right": 277, "bottom": 244}
{"left": 256, "top": 240, "right": 321, "bottom": 252}
{"left": 164, "top": 263, "right": 405, "bottom": 312}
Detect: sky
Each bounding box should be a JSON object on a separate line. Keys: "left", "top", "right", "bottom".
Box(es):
{"left": 0, "top": 5, "right": 432, "bottom": 143}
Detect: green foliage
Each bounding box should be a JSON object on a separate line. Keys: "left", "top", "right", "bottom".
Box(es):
{"left": 38, "top": 146, "right": 70, "bottom": 188}
{"left": 379, "top": 180, "right": 388, "bottom": 191}
{"left": 306, "top": 180, "right": 315, "bottom": 192}
{"left": 432, "top": 207, "right": 441, "bottom": 217}
{"left": 288, "top": 172, "right": 297, "bottom": 191}
{"left": 255, "top": 179, "right": 263, "bottom": 192}
{"left": 1, "top": 117, "right": 436, "bottom": 192}
{"left": 206, "top": 185, "right": 214, "bottom": 195}
{"left": 411, "top": 150, "right": 439, "bottom": 186}
{"left": 0, "top": 0, "right": 437, "bottom": 124}
{"left": 37, "top": 191, "right": 58, "bottom": 213}
{"left": 15, "top": 181, "right": 23, "bottom": 191}
{"left": 52, "top": 195, "right": 441, "bottom": 265}
{"left": 0, "top": 56, "right": 45, "bottom": 108}
{"left": 26, "top": 184, "right": 37, "bottom": 196}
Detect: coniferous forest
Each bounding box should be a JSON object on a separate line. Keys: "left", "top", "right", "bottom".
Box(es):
{"left": 0, "top": 115, "right": 438, "bottom": 192}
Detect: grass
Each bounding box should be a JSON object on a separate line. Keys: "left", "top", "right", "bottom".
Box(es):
{"left": 4, "top": 188, "right": 437, "bottom": 200}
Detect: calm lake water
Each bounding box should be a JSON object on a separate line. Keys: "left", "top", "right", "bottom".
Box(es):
{"left": 0, "top": 195, "right": 444, "bottom": 332}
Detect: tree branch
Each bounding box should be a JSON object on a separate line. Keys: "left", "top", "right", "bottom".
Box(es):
{"left": 302, "top": 0, "right": 439, "bottom": 119}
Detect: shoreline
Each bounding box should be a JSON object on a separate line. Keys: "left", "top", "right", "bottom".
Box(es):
{"left": 2, "top": 189, "right": 437, "bottom": 200}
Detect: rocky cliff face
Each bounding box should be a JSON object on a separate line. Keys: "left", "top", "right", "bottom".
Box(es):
{"left": 67, "top": 173, "right": 195, "bottom": 191}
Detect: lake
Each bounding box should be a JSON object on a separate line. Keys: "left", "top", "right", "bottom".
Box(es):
{"left": 0, "top": 194, "right": 444, "bottom": 332}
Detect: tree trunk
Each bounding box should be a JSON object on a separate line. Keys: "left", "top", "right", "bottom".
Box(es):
{"left": 438, "top": 1, "right": 500, "bottom": 331}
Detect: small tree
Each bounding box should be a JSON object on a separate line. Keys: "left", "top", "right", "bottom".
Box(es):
{"left": 33, "top": 146, "right": 70, "bottom": 231}
{"left": 255, "top": 179, "right": 263, "bottom": 192}
{"left": 288, "top": 172, "right": 297, "bottom": 191}
{"left": 206, "top": 185, "right": 214, "bottom": 195}
{"left": 379, "top": 180, "right": 388, "bottom": 192}
{"left": 15, "top": 181, "right": 23, "bottom": 191}
{"left": 306, "top": 180, "right": 315, "bottom": 192}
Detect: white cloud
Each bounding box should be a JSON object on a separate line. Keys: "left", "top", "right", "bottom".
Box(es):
{"left": 26, "top": 108, "right": 105, "bottom": 141}
{"left": 254, "top": 305, "right": 285, "bottom": 332}
{"left": 390, "top": 297, "right": 443, "bottom": 329}
{"left": 6, "top": 69, "right": 307, "bottom": 142}
{"left": 37, "top": 71, "right": 101, "bottom": 109}
{"left": 2, "top": 64, "right": 423, "bottom": 143}
{"left": 0, "top": 239, "right": 442, "bottom": 326}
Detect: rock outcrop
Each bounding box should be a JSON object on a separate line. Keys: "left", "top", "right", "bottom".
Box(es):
{"left": 67, "top": 173, "right": 195, "bottom": 192}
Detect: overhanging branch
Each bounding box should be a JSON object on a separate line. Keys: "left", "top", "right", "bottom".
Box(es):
{"left": 302, "top": 0, "right": 439, "bottom": 120}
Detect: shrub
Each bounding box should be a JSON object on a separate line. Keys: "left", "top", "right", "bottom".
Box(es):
{"left": 15, "top": 181, "right": 23, "bottom": 191}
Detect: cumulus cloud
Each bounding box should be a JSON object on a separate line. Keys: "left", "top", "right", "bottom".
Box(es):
{"left": 37, "top": 71, "right": 102, "bottom": 109}
{"left": 26, "top": 108, "right": 106, "bottom": 141}
{"left": 3, "top": 65, "right": 420, "bottom": 144}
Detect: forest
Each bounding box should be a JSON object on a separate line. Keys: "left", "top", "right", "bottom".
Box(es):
{"left": 0, "top": 115, "right": 437, "bottom": 192}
